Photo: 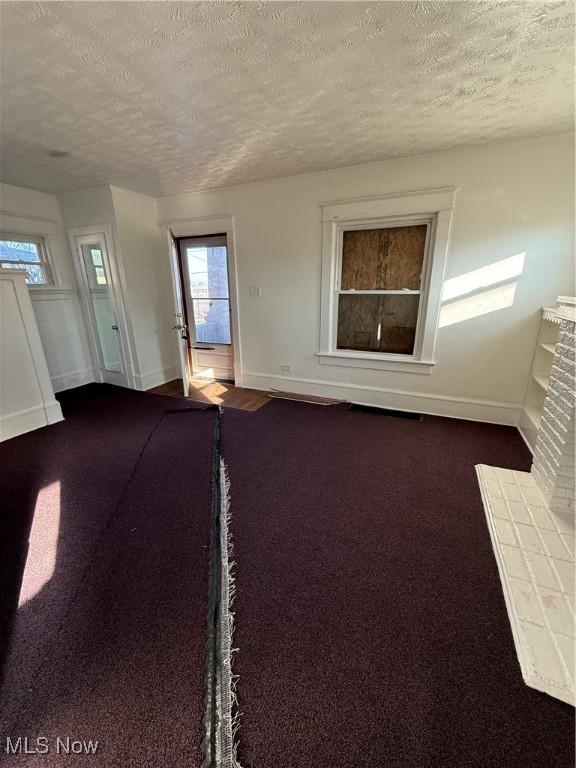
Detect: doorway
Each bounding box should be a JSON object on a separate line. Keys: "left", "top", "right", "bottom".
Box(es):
{"left": 178, "top": 234, "right": 234, "bottom": 382}
{"left": 71, "top": 229, "right": 130, "bottom": 388}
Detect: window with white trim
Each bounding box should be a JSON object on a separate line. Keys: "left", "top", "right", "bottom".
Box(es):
{"left": 319, "top": 188, "right": 456, "bottom": 374}
{"left": 0, "top": 234, "right": 52, "bottom": 285}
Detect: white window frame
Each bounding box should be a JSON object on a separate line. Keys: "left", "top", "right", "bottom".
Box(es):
{"left": 0, "top": 232, "right": 54, "bottom": 287}
{"left": 318, "top": 187, "right": 456, "bottom": 374}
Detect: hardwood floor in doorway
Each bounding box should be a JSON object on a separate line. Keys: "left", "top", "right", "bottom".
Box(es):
{"left": 149, "top": 378, "right": 269, "bottom": 412}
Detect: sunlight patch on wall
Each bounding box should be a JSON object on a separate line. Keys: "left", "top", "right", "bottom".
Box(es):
{"left": 19, "top": 480, "right": 61, "bottom": 607}
{"left": 442, "top": 253, "right": 525, "bottom": 302}
{"left": 439, "top": 283, "right": 517, "bottom": 328}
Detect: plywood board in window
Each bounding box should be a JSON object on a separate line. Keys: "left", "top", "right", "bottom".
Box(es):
{"left": 341, "top": 225, "right": 426, "bottom": 290}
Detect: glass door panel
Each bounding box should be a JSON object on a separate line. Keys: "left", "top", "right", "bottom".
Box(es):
{"left": 186, "top": 242, "right": 231, "bottom": 346}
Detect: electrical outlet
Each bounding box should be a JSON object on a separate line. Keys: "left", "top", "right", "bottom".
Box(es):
{"left": 281, "top": 364, "right": 291, "bottom": 373}
{"left": 248, "top": 286, "right": 262, "bottom": 297}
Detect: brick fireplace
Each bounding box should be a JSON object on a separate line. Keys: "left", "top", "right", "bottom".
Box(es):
{"left": 476, "top": 297, "right": 575, "bottom": 706}
{"left": 532, "top": 298, "right": 576, "bottom": 520}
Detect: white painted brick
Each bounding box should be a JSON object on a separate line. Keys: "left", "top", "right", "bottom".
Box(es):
{"left": 555, "top": 475, "right": 576, "bottom": 491}
{"left": 553, "top": 560, "right": 575, "bottom": 595}
{"left": 532, "top": 316, "right": 575, "bottom": 520}
{"left": 554, "top": 487, "right": 575, "bottom": 500}
{"left": 477, "top": 464, "right": 575, "bottom": 703}
{"left": 551, "top": 496, "right": 574, "bottom": 511}
{"left": 557, "top": 634, "right": 575, "bottom": 685}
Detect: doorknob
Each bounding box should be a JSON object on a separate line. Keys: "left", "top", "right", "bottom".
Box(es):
{"left": 111, "top": 324, "right": 119, "bottom": 330}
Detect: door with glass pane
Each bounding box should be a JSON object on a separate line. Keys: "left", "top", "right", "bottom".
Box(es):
{"left": 179, "top": 234, "right": 234, "bottom": 381}
{"left": 74, "top": 233, "right": 129, "bottom": 387}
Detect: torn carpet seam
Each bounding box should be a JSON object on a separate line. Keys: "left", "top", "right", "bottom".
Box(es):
{"left": 202, "top": 408, "right": 241, "bottom": 768}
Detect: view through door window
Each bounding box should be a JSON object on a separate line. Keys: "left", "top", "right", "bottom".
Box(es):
{"left": 186, "top": 243, "right": 231, "bottom": 344}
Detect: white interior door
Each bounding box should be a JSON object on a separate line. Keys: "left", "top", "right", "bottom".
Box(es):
{"left": 74, "top": 233, "right": 129, "bottom": 387}
{"left": 179, "top": 234, "right": 234, "bottom": 382}
{"left": 167, "top": 229, "right": 192, "bottom": 396}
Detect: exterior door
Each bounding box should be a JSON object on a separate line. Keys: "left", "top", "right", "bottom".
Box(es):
{"left": 167, "top": 228, "right": 192, "bottom": 396}
{"left": 179, "top": 234, "right": 234, "bottom": 381}
{"left": 74, "top": 233, "right": 129, "bottom": 387}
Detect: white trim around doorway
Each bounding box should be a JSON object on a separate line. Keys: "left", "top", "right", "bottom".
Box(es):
{"left": 67, "top": 223, "right": 136, "bottom": 389}
{"left": 161, "top": 215, "right": 243, "bottom": 386}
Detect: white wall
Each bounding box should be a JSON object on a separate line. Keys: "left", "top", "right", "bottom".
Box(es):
{"left": 58, "top": 185, "right": 135, "bottom": 386}
{"left": 110, "top": 187, "right": 177, "bottom": 390}
{"left": 57, "top": 185, "right": 116, "bottom": 229}
{"left": 3, "top": 133, "right": 572, "bottom": 418}
{"left": 158, "top": 133, "right": 574, "bottom": 423}
{"left": 58, "top": 185, "right": 177, "bottom": 390}
{"left": 0, "top": 182, "right": 94, "bottom": 392}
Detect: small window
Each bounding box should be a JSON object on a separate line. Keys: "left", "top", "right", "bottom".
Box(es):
{"left": 336, "top": 225, "right": 428, "bottom": 355}
{"left": 319, "top": 188, "right": 456, "bottom": 373}
{"left": 90, "top": 247, "right": 107, "bottom": 285}
{"left": 0, "top": 234, "right": 52, "bottom": 285}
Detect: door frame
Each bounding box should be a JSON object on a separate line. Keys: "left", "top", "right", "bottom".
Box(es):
{"left": 161, "top": 215, "right": 243, "bottom": 386}
{"left": 167, "top": 227, "right": 193, "bottom": 396}
{"left": 67, "top": 224, "right": 135, "bottom": 388}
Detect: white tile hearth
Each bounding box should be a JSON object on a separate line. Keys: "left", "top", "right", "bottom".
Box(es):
{"left": 477, "top": 464, "right": 575, "bottom": 706}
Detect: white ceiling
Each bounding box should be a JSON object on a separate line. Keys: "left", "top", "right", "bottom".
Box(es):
{"left": 0, "top": 1, "right": 573, "bottom": 197}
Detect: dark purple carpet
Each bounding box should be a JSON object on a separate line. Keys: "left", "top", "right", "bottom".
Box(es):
{"left": 1, "top": 385, "right": 214, "bottom": 766}
{"left": 221, "top": 401, "right": 575, "bottom": 768}
{"left": 2, "top": 387, "right": 573, "bottom": 767}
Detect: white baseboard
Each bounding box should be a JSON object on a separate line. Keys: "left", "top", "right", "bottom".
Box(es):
{"left": 0, "top": 400, "right": 64, "bottom": 442}
{"left": 51, "top": 367, "right": 96, "bottom": 393}
{"left": 134, "top": 365, "right": 179, "bottom": 391}
{"left": 45, "top": 400, "right": 64, "bottom": 424}
{"left": 518, "top": 409, "right": 538, "bottom": 454}
{"left": 242, "top": 371, "right": 522, "bottom": 426}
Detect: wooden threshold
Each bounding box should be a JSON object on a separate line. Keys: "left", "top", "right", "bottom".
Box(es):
{"left": 148, "top": 378, "right": 270, "bottom": 412}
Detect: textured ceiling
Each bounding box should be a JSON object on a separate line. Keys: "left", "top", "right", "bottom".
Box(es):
{"left": 0, "top": 1, "right": 573, "bottom": 197}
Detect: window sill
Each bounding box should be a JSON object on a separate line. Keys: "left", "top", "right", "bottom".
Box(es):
{"left": 316, "top": 351, "right": 435, "bottom": 374}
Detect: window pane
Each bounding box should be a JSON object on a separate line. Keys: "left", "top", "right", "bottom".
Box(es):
{"left": 341, "top": 225, "right": 427, "bottom": 290}
{"left": 1, "top": 261, "right": 46, "bottom": 284}
{"left": 25, "top": 264, "right": 46, "bottom": 285}
{"left": 0, "top": 240, "right": 41, "bottom": 264}
{"left": 337, "top": 294, "right": 420, "bottom": 355}
{"left": 187, "top": 246, "right": 229, "bottom": 299}
{"left": 193, "top": 298, "right": 231, "bottom": 344}
{"left": 90, "top": 248, "right": 103, "bottom": 266}
{"left": 82, "top": 245, "right": 108, "bottom": 288}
